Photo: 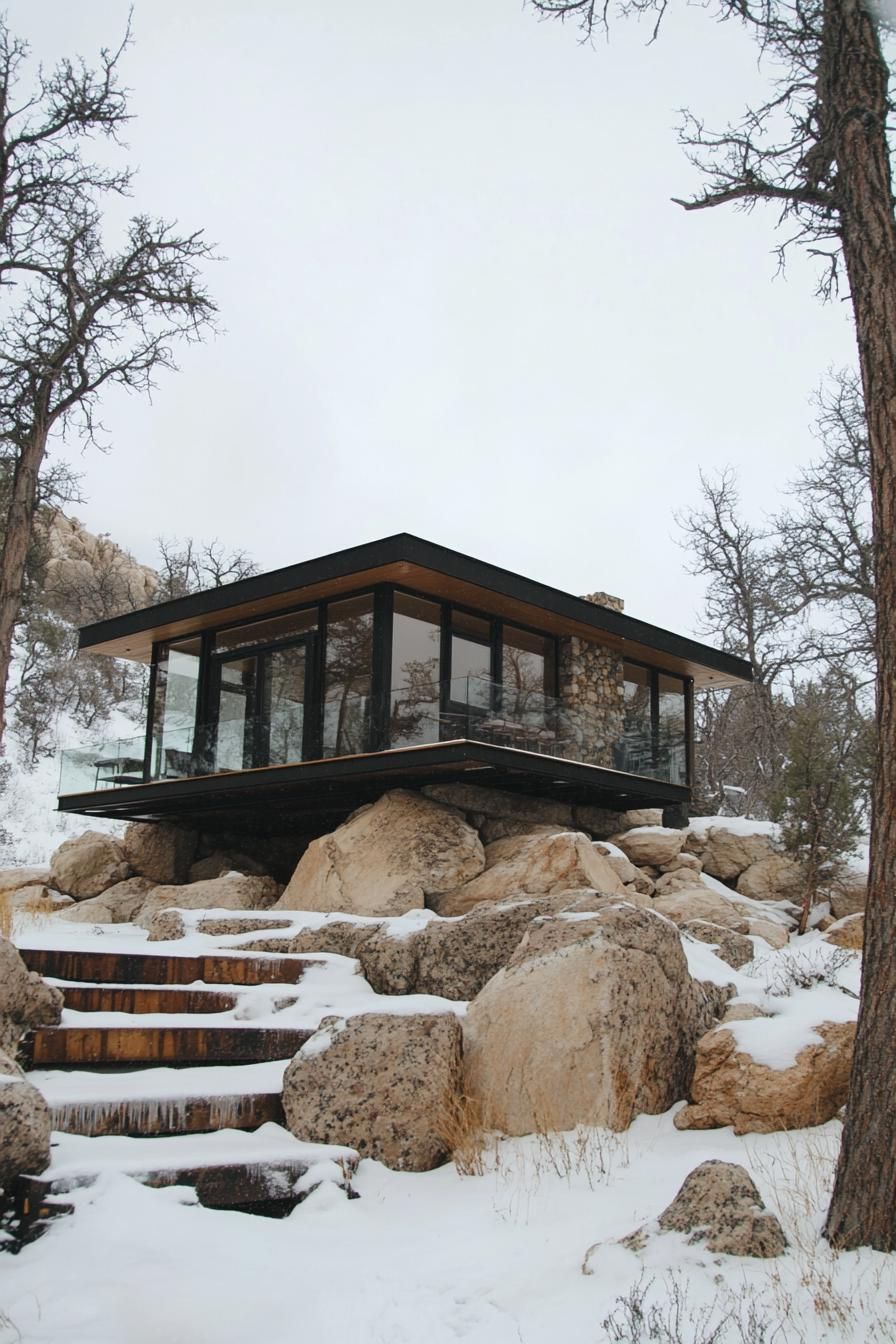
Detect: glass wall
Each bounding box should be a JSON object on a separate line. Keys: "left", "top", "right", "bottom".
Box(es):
{"left": 267, "top": 644, "right": 308, "bottom": 765}
{"left": 215, "top": 608, "right": 317, "bottom": 654}
{"left": 449, "top": 610, "right": 492, "bottom": 712}
{"left": 151, "top": 637, "right": 202, "bottom": 778}
{"left": 657, "top": 673, "right": 687, "bottom": 786}
{"left": 215, "top": 656, "right": 256, "bottom": 771}
{"left": 501, "top": 626, "right": 553, "bottom": 723}
{"left": 618, "top": 663, "right": 653, "bottom": 775}
{"left": 323, "top": 594, "right": 374, "bottom": 757}
{"left": 390, "top": 593, "right": 441, "bottom": 748}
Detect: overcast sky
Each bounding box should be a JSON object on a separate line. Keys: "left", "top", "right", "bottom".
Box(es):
{"left": 9, "top": 0, "right": 858, "bottom": 639}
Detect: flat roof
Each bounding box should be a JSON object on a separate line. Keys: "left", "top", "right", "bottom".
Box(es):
{"left": 77, "top": 532, "right": 752, "bottom": 689}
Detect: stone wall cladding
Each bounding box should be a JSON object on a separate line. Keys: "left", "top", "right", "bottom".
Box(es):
{"left": 557, "top": 591, "right": 625, "bottom": 768}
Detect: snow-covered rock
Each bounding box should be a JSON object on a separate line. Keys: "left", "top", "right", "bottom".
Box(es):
{"left": 611, "top": 826, "right": 685, "bottom": 868}
{"left": 137, "top": 873, "right": 281, "bottom": 927}
{"left": 0, "top": 936, "right": 63, "bottom": 1057}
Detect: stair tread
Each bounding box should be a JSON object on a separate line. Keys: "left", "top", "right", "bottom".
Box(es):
{"left": 45, "top": 1123, "right": 357, "bottom": 1182}
{"left": 18, "top": 946, "right": 319, "bottom": 986}
{"left": 47, "top": 1090, "right": 286, "bottom": 1137}
{"left": 27, "top": 1024, "right": 313, "bottom": 1067}
{"left": 30, "top": 1057, "right": 289, "bottom": 1102}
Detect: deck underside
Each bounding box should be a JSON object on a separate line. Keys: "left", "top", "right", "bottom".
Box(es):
{"left": 57, "top": 739, "right": 688, "bottom": 835}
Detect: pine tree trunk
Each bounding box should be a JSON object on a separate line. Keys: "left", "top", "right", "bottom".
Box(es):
{"left": 824, "top": 0, "right": 896, "bottom": 1251}
{"left": 0, "top": 424, "right": 48, "bottom": 751}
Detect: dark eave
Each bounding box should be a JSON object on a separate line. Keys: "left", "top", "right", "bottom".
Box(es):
{"left": 77, "top": 532, "right": 752, "bottom": 689}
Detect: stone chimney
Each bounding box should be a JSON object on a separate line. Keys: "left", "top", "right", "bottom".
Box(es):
{"left": 581, "top": 590, "right": 624, "bottom": 613}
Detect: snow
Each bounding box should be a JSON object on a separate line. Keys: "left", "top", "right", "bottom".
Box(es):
{"left": 687, "top": 815, "right": 780, "bottom": 838}
{"left": 1, "top": 1112, "right": 894, "bottom": 1344}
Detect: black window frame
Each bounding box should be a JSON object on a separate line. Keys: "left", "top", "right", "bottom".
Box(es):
{"left": 622, "top": 656, "right": 692, "bottom": 786}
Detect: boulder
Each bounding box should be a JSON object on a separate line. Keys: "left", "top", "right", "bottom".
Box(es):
{"left": 661, "top": 852, "right": 702, "bottom": 874}
{"left": 59, "top": 876, "right": 156, "bottom": 925}
{"left": 651, "top": 885, "right": 749, "bottom": 933}
{"left": 612, "top": 827, "right": 685, "bottom": 868}
{"left": 0, "top": 867, "right": 51, "bottom": 899}
{"left": 595, "top": 846, "right": 642, "bottom": 886}
{"left": 188, "top": 850, "right": 268, "bottom": 883}
{"left": 137, "top": 873, "right": 282, "bottom": 928}
{"left": 123, "top": 822, "right": 197, "bottom": 885}
{"left": 0, "top": 937, "right": 63, "bottom": 1057}
{"left": 282, "top": 1011, "right": 463, "bottom": 1171}
{"left": 683, "top": 921, "right": 755, "bottom": 970}
{"left": 422, "top": 782, "right": 574, "bottom": 831}
{"left": 0, "top": 1049, "right": 52, "bottom": 1190}
{"left": 825, "top": 914, "right": 864, "bottom": 951}
{"left": 7, "top": 884, "right": 74, "bottom": 915}
{"left": 675, "top": 1020, "right": 855, "bottom": 1134}
{"left": 618, "top": 808, "right": 664, "bottom": 830}
{"left": 654, "top": 869, "right": 704, "bottom": 896}
{"left": 618, "top": 1161, "right": 786, "bottom": 1259}
{"left": 828, "top": 872, "right": 867, "bottom": 921}
{"left": 463, "top": 903, "right": 709, "bottom": 1134}
{"left": 277, "top": 790, "right": 485, "bottom": 917}
{"left": 48, "top": 830, "right": 131, "bottom": 900}
{"left": 696, "top": 827, "right": 777, "bottom": 882}
{"left": 429, "top": 830, "right": 625, "bottom": 917}
{"left": 736, "top": 856, "right": 805, "bottom": 903}
{"left": 747, "top": 918, "right": 790, "bottom": 950}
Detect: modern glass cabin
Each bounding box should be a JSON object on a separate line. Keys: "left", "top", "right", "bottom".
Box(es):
{"left": 57, "top": 535, "right": 752, "bottom": 834}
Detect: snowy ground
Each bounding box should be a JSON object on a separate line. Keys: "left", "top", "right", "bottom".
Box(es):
{"left": 1, "top": 913, "right": 891, "bottom": 1344}
{"left": 2, "top": 1111, "right": 895, "bottom": 1344}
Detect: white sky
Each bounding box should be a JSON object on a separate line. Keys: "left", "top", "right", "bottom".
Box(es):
{"left": 9, "top": 0, "right": 858, "bottom": 639}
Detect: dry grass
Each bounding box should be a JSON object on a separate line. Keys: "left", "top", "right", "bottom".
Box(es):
{"left": 0, "top": 889, "right": 12, "bottom": 940}
{"left": 433, "top": 1090, "right": 492, "bottom": 1177}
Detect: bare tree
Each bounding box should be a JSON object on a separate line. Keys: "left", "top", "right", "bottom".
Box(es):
{"left": 155, "top": 536, "right": 259, "bottom": 600}
{"left": 0, "top": 17, "right": 216, "bottom": 748}
{"left": 530, "top": 0, "right": 896, "bottom": 1249}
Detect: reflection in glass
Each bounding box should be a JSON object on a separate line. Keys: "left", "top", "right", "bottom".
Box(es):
{"left": 501, "top": 626, "right": 551, "bottom": 724}
{"left": 267, "top": 644, "right": 306, "bottom": 765}
{"left": 658, "top": 673, "right": 687, "bottom": 785}
{"left": 216, "top": 657, "right": 256, "bottom": 771}
{"left": 390, "top": 594, "right": 440, "bottom": 748}
{"left": 450, "top": 611, "right": 492, "bottom": 711}
{"left": 152, "top": 637, "right": 202, "bottom": 778}
{"left": 323, "top": 594, "right": 374, "bottom": 757}
{"left": 215, "top": 608, "right": 317, "bottom": 654}
{"left": 617, "top": 662, "right": 653, "bottom": 774}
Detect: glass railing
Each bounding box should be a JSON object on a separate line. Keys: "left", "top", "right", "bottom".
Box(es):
{"left": 59, "top": 677, "right": 687, "bottom": 794}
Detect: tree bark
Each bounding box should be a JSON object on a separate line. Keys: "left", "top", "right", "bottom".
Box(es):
{"left": 824, "top": 0, "right": 896, "bottom": 1251}
{"left": 0, "top": 422, "right": 48, "bottom": 749}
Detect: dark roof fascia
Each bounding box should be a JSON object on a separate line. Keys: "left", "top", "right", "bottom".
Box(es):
{"left": 77, "top": 532, "right": 752, "bottom": 684}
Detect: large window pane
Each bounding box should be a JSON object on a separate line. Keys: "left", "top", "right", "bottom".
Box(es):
{"left": 501, "top": 626, "right": 552, "bottom": 723}
{"left": 323, "top": 594, "right": 374, "bottom": 757}
{"left": 151, "top": 637, "right": 201, "bottom": 778}
{"left": 658, "top": 673, "right": 687, "bottom": 785}
{"left": 617, "top": 662, "right": 653, "bottom": 775}
{"left": 215, "top": 608, "right": 317, "bottom": 654}
{"left": 267, "top": 645, "right": 307, "bottom": 765}
{"left": 450, "top": 612, "right": 492, "bottom": 710}
{"left": 390, "top": 593, "right": 441, "bottom": 748}
{"left": 215, "top": 657, "right": 256, "bottom": 771}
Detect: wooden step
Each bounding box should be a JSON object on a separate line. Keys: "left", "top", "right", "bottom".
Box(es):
{"left": 49, "top": 1091, "right": 285, "bottom": 1137}
{"left": 19, "top": 947, "right": 314, "bottom": 987}
{"left": 60, "top": 985, "right": 240, "bottom": 1014}
{"left": 24, "top": 1025, "right": 312, "bottom": 1068}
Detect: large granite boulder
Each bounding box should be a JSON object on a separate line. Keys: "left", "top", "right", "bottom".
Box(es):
{"left": 463, "top": 904, "right": 710, "bottom": 1134}
{"left": 282, "top": 1011, "right": 463, "bottom": 1171}
{"left": 188, "top": 850, "right": 269, "bottom": 883}
{"left": 824, "top": 914, "right": 864, "bottom": 951}
{"left": 429, "top": 830, "right": 626, "bottom": 917}
{"left": 683, "top": 920, "right": 755, "bottom": 970}
{"left": 276, "top": 790, "right": 485, "bottom": 917}
{"left": 736, "top": 855, "right": 805, "bottom": 903}
{"left": 828, "top": 872, "right": 867, "bottom": 920}
{"left": 0, "top": 868, "right": 51, "bottom": 899}
{"left": 616, "top": 1161, "right": 787, "bottom": 1259}
{"left": 59, "top": 876, "right": 156, "bottom": 925}
{"left": 122, "top": 822, "right": 197, "bottom": 885}
{"left": 0, "top": 1049, "right": 52, "bottom": 1191}
{"left": 651, "top": 885, "right": 750, "bottom": 933}
{"left": 675, "top": 1019, "right": 855, "bottom": 1134}
{"left": 691, "top": 827, "right": 778, "bottom": 882}
{"left": 48, "top": 831, "right": 131, "bottom": 900}
{"left": 137, "top": 873, "right": 282, "bottom": 927}
{"left": 0, "top": 937, "right": 63, "bottom": 1057}
{"left": 612, "top": 827, "right": 685, "bottom": 868}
